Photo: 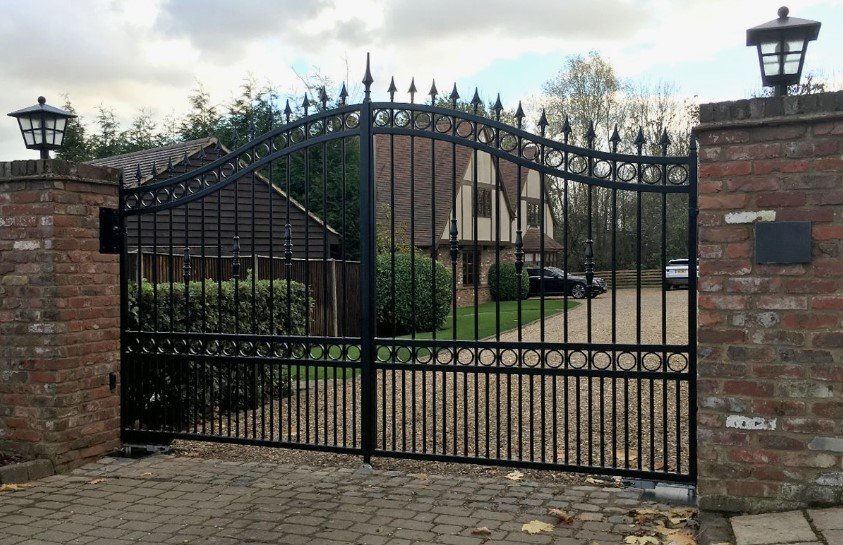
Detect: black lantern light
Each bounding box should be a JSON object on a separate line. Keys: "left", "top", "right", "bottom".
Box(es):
{"left": 7, "top": 96, "right": 77, "bottom": 159}
{"left": 746, "top": 6, "right": 821, "bottom": 96}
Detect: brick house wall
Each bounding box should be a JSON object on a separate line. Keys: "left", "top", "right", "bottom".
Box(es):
{"left": 432, "top": 245, "right": 515, "bottom": 307}
{"left": 695, "top": 92, "right": 843, "bottom": 512}
{"left": 0, "top": 160, "right": 122, "bottom": 471}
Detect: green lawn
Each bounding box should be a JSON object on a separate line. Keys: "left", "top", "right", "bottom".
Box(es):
{"left": 296, "top": 298, "right": 577, "bottom": 379}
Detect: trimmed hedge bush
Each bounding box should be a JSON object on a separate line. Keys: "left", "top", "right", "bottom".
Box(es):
{"left": 487, "top": 262, "right": 529, "bottom": 301}
{"left": 376, "top": 252, "right": 452, "bottom": 335}
{"left": 125, "top": 276, "right": 309, "bottom": 431}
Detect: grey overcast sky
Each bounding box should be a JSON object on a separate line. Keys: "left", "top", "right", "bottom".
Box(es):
{"left": 1, "top": 0, "right": 841, "bottom": 160}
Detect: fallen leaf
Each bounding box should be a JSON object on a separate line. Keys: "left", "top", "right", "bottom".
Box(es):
{"left": 624, "top": 536, "right": 659, "bottom": 545}
{"left": 585, "top": 477, "right": 602, "bottom": 485}
{"left": 139, "top": 472, "right": 152, "bottom": 477}
{"left": 521, "top": 520, "right": 553, "bottom": 535}
{"left": 547, "top": 508, "right": 575, "bottom": 524}
{"left": 470, "top": 527, "right": 492, "bottom": 536}
{"left": 88, "top": 478, "right": 107, "bottom": 485}
{"left": 630, "top": 508, "right": 664, "bottom": 525}
{"left": 616, "top": 449, "right": 639, "bottom": 465}
{"left": 664, "top": 531, "right": 697, "bottom": 545}
{"left": 0, "top": 483, "right": 31, "bottom": 493}
{"left": 505, "top": 470, "right": 524, "bottom": 481}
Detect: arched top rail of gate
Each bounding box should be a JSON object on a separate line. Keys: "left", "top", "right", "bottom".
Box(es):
{"left": 122, "top": 56, "right": 696, "bottom": 216}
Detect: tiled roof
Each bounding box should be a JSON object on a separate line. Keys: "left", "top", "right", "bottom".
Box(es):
{"left": 521, "top": 227, "right": 564, "bottom": 253}
{"left": 87, "top": 138, "right": 215, "bottom": 186}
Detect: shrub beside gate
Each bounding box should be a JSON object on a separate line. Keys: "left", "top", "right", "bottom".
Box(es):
{"left": 125, "top": 276, "right": 309, "bottom": 430}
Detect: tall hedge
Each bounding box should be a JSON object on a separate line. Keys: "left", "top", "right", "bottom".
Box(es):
{"left": 487, "top": 262, "right": 529, "bottom": 301}
{"left": 125, "top": 276, "right": 309, "bottom": 431}
{"left": 376, "top": 252, "right": 452, "bottom": 335}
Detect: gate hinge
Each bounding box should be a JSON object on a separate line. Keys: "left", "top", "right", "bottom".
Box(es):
{"left": 99, "top": 207, "right": 122, "bottom": 254}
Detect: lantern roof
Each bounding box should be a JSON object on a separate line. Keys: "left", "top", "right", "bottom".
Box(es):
{"left": 747, "top": 7, "right": 821, "bottom": 46}
{"left": 7, "top": 97, "right": 76, "bottom": 119}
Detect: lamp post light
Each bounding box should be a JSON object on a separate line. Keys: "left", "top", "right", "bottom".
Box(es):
{"left": 7, "top": 96, "right": 77, "bottom": 159}
{"left": 747, "top": 6, "right": 821, "bottom": 97}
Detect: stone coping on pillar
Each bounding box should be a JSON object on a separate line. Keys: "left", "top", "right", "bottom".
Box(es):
{"left": 696, "top": 91, "right": 843, "bottom": 133}
{"left": 0, "top": 159, "right": 121, "bottom": 186}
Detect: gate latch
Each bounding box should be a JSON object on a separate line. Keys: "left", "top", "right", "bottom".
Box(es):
{"left": 99, "top": 207, "right": 122, "bottom": 254}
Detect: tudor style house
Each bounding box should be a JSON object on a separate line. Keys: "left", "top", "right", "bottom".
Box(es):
{"left": 375, "top": 135, "right": 563, "bottom": 306}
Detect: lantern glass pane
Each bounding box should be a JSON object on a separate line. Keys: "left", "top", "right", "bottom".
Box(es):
{"left": 45, "top": 116, "right": 56, "bottom": 130}
{"left": 763, "top": 55, "right": 781, "bottom": 76}
{"left": 32, "top": 129, "right": 44, "bottom": 145}
{"left": 54, "top": 129, "right": 65, "bottom": 147}
{"left": 23, "top": 132, "right": 34, "bottom": 146}
{"left": 783, "top": 53, "right": 801, "bottom": 75}
{"left": 19, "top": 117, "right": 32, "bottom": 130}
{"left": 55, "top": 117, "right": 67, "bottom": 132}
{"left": 760, "top": 41, "right": 778, "bottom": 55}
{"left": 31, "top": 117, "right": 42, "bottom": 129}
{"left": 787, "top": 39, "right": 805, "bottom": 53}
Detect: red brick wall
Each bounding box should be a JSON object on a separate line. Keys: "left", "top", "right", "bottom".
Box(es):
{"left": 695, "top": 92, "right": 843, "bottom": 512}
{"left": 0, "top": 160, "right": 122, "bottom": 471}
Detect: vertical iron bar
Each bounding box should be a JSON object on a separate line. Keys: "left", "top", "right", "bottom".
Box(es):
{"left": 687, "top": 137, "right": 699, "bottom": 480}
{"left": 360, "top": 93, "right": 377, "bottom": 464}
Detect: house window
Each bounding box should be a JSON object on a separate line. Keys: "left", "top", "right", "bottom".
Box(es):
{"left": 462, "top": 251, "right": 478, "bottom": 286}
{"left": 527, "top": 201, "right": 541, "bottom": 227}
{"left": 475, "top": 187, "right": 492, "bottom": 218}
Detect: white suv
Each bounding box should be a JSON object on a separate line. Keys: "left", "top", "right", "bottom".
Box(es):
{"left": 665, "top": 259, "right": 696, "bottom": 290}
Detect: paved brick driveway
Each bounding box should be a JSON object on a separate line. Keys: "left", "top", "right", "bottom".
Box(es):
{"left": 0, "top": 455, "right": 700, "bottom": 545}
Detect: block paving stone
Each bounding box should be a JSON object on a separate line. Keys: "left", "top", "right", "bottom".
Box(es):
{"left": 730, "top": 507, "right": 842, "bottom": 545}
{"left": 0, "top": 454, "right": 701, "bottom": 545}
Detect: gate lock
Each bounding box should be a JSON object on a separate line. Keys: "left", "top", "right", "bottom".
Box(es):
{"left": 99, "top": 207, "right": 122, "bottom": 254}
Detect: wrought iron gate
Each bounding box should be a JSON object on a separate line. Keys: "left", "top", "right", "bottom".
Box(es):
{"left": 119, "top": 56, "right": 697, "bottom": 483}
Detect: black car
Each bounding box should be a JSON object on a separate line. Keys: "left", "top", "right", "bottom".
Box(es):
{"left": 527, "top": 267, "right": 606, "bottom": 299}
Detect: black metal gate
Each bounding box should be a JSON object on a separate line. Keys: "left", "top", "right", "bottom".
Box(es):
{"left": 119, "top": 57, "right": 697, "bottom": 484}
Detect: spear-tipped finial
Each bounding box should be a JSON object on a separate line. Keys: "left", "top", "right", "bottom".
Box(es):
{"left": 283, "top": 99, "right": 292, "bottom": 122}
{"left": 470, "top": 87, "right": 482, "bottom": 112}
{"left": 362, "top": 52, "right": 373, "bottom": 99}
{"left": 248, "top": 118, "right": 256, "bottom": 140}
{"left": 492, "top": 93, "right": 503, "bottom": 117}
{"left": 302, "top": 94, "right": 310, "bottom": 115}
{"left": 429, "top": 79, "right": 438, "bottom": 103}
{"left": 231, "top": 126, "right": 239, "bottom": 147}
{"left": 150, "top": 161, "right": 158, "bottom": 177}
{"left": 634, "top": 127, "right": 646, "bottom": 150}
{"left": 561, "top": 116, "right": 572, "bottom": 137}
{"left": 585, "top": 121, "right": 597, "bottom": 147}
{"left": 537, "top": 108, "right": 549, "bottom": 131}
{"left": 387, "top": 76, "right": 397, "bottom": 101}
{"left": 181, "top": 150, "right": 190, "bottom": 167}
{"left": 166, "top": 157, "right": 174, "bottom": 173}
{"left": 135, "top": 164, "right": 142, "bottom": 182}
{"left": 449, "top": 83, "right": 459, "bottom": 107}
{"left": 197, "top": 145, "right": 206, "bottom": 160}
{"left": 319, "top": 86, "right": 329, "bottom": 108}
{"left": 514, "top": 101, "right": 525, "bottom": 125}
{"left": 408, "top": 78, "right": 417, "bottom": 103}
{"left": 610, "top": 124, "right": 621, "bottom": 150}
{"left": 659, "top": 128, "right": 671, "bottom": 152}
{"left": 339, "top": 82, "right": 348, "bottom": 105}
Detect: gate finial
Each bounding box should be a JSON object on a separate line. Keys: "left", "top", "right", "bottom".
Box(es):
{"left": 562, "top": 116, "right": 572, "bottom": 142}
{"left": 283, "top": 99, "right": 292, "bottom": 123}
{"left": 537, "top": 108, "right": 549, "bottom": 134}
{"left": 319, "top": 86, "right": 329, "bottom": 109}
{"left": 449, "top": 83, "right": 459, "bottom": 108}
{"left": 585, "top": 121, "right": 597, "bottom": 148}
{"left": 408, "top": 78, "right": 417, "bottom": 104}
{"left": 181, "top": 150, "right": 190, "bottom": 168}
{"left": 634, "top": 127, "right": 646, "bottom": 153}
{"left": 428, "top": 79, "right": 438, "bottom": 104}
{"left": 492, "top": 94, "right": 503, "bottom": 119}
{"left": 134, "top": 164, "right": 142, "bottom": 183}
{"left": 514, "top": 101, "right": 525, "bottom": 127}
{"left": 362, "top": 52, "right": 373, "bottom": 100}
{"left": 659, "top": 129, "right": 671, "bottom": 154}
{"left": 248, "top": 118, "right": 256, "bottom": 141}
{"left": 339, "top": 83, "right": 348, "bottom": 106}
{"left": 470, "top": 88, "right": 481, "bottom": 113}
{"left": 232, "top": 127, "right": 239, "bottom": 147}
{"left": 150, "top": 161, "right": 158, "bottom": 177}
{"left": 166, "top": 157, "right": 174, "bottom": 174}
{"left": 610, "top": 125, "right": 621, "bottom": 152}
{"left": 387, "top": 77, "right": 397, "bottom": 101}
{"left": 302, "top": 94, "right": 310, "bottom": 116}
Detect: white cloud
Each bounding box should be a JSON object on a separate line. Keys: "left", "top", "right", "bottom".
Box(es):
{"left": 0, "top": 0, "right": 839, "bottom": 160}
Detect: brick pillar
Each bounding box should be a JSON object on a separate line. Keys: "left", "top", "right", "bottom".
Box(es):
{"left": 0, "top": 159, "right": 122, "bottom": 471}
{"left": 695, "top": 92, "right": 843, "bottom": 512}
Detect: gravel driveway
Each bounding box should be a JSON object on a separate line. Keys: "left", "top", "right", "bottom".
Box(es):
{"left": 172, "top": 288, "right": 693, "bottom": 482}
